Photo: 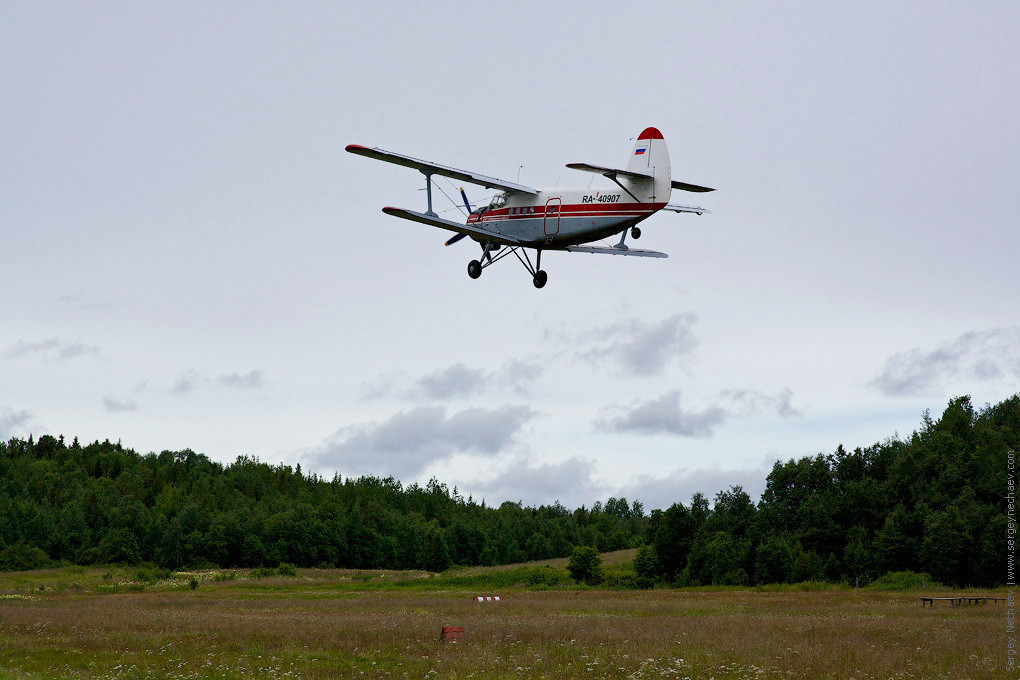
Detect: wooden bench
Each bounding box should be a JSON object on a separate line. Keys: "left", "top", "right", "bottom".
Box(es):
{"left": 921, "top": 596, "right": 1006, "bottom": 607}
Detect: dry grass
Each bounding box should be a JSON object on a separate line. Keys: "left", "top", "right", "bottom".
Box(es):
{"left": 0, "top": 566, "right": 1006, "bottom": 679}
{"left": 452, "top": 549, "right": 639, "bottom": 575}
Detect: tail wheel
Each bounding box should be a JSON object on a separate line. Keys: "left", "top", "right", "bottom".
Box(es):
{"left": 631, "top": 227, "right": 642, "bottom": 239}
{"left": 532, "top": 270, "right": 548, "bottom": 289}
{"left": 467, "top": 260, "right": 482, "bottom": 279}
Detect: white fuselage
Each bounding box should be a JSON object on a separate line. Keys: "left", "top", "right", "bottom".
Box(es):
{"left": 467, "top": 187, "right": 666, "bottom": 248}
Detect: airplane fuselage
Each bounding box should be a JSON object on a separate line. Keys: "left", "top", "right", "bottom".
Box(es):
{"left": 468, "top": 188, "right": 666, "bottom": 248}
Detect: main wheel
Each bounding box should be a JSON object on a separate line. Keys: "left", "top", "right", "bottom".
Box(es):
{"left": 631, "top": 227, "right": 642, "bottom": 239}
{"left": 467, "top": 260, "right": 482, "bottom": 279}
{"left": 532, "top": 270, "right": 548, "bottom": 289}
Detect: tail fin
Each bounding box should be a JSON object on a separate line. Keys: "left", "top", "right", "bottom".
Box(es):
{"left": 625, "top": 127, "right": 671, "bottom": 204}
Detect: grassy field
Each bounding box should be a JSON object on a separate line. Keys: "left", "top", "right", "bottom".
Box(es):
{"left": 0, "top": 556, "right": 1007, "bottom": 680}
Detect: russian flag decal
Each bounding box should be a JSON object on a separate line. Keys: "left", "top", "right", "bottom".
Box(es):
{"left": 634, "top": 147, "right": 647, "bottom": 155}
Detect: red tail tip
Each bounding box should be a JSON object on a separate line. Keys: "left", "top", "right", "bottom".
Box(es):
{"left": 637, "top": 127, "right": 664, "bottom": 141}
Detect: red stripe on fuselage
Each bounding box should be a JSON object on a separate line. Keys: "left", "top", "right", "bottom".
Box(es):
{"left": 477, "top": 202, "right": 666, "bottom": 222}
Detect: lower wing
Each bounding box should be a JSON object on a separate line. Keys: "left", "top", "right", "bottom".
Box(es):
{"left": 564, "top": 245, "right": 667, "bottom": 258}
{"left": 381, "top": 207, "right": 522, "bottom": 247}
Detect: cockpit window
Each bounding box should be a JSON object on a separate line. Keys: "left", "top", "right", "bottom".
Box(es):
{"left": 489, "top": 192, "right": 509, "bottom": 209}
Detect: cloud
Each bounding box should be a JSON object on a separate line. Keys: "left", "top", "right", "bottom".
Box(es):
{"left": 3, "top": 339, "right": 60, "bottom": 359}
{"left": 57, "top": 291, "right": 116, "bottom": 312}
{"left": 870, "top": 327, "right": 1020, "bottom": 396}
{"left": 3, "top": 338, "right": 100, "bottom": 361}
{"left": 617, "top": 464, "right": 774, "bottom": 511}
{"left": 363, "top": 358, "right": 546, "bottom": 401}
{"left": 359, "top": 372, "right": 406, "bottom": 399}
{"left": 172, "top": 370, "right": 202, "bottom": 394}
{"left": 499, "top": 357, "right": 545, "bottom": 394}
{"left": 218, "top": 370, "right": 266, "bottom": 390}
{"left": 170, "top": 369, "right": 266, "bottom": 394}
{"left": 571, "top": 314, "right": 699, "bottom": 376}
{"left": 597, "top": 386, "right": 802, "bottom": 439}
{"left": 456, "top": 455, "right": 777, "bottom": 511}
{"left": 103, "top": 397, "right": 138, "bottom": 413}
{"left": 462, "top": 456, "right": 607, "bottom": 508}
{"left": 596, "top": 390, "right": 728, "bottom": 438}
{"left": 0, "top": 408, "right": 32, "bottom": 439}
{"left": 416, "top": 363, "right": 487, "bottom": 399}
{"left": 310, "top": 405, "right": 535, "bottom": 479}
{"left": 718, "top": 387, "right": 802, "bottom": 418}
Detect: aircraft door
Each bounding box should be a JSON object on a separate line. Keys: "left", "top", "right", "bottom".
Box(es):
{"left": 543, "top": 197, "right": 561, "bottom": 237}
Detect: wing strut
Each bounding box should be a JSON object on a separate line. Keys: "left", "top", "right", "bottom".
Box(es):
{"left": 423, "top": 171, "right": 436, "bottom": 217}
{"left": 606, "top": 174, "right": 641, "bottom": 202}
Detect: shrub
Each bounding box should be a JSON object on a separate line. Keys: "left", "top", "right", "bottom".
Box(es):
{"left": 276, "top": 563, "right": 297, "bottom": 577}
{"left": 567, "top": 545, "right": 605, "bottom": 586}
{"left": 632, "top": 545, "right": 659, "bottom": 588}
{"left": 0, "top": 544, "right": 50, "bottom": 571}
{"left": 134, "top": 566, "right": 171, "bottom": 583}
{"left": 869, "top": 571, "right": 936, "bottom": 591}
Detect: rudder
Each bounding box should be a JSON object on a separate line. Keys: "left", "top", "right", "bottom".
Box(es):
{"left": 625, "top": 127, "right": 672, "bottom": 204}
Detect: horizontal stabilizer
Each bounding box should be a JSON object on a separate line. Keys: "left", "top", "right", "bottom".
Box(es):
{"left": 347, "top": 145, "right": 538, "bottom": 195}
{"left": 565, "top": 163, "right": 653, "bottom": 180}
{"left": 664, "top": 203, "right": 711, "bottom": 215}
{"left": 564, "top": 245, "right": 668, "bottom": 258}
{"left": 671, "top": 180, "right": 714, "bottom": 193}
{"left": 381, "top": 207, "right": 522, "bottom": 247}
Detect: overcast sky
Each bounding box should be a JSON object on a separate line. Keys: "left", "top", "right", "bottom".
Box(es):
{"left": 3, "top": 1, "right": 1018, "bottom": 510}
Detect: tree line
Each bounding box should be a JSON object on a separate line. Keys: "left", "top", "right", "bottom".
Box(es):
{"left": 0, "top": 436, "right": 644, "bottom": 573}
{"left": 637, "top": 395, "right": 1013, "bottom": 587}
{"left": 0, "top": 394, "right": 1013, "bottom": 586}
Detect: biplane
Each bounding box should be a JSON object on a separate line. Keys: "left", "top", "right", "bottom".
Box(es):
{"left": 346, "top": 127, "right": 712, "bottom": 288}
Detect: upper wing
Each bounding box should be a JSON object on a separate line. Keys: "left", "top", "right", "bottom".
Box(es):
{"left": 565, "top": 163, "right": 653, "bottom": 180}
{"left": 671, "top": 180, "right": 715, "bottom": 192}
{"left": 381, "top": 207, "right": 522, "bottom": 247}
{"left": 664, "top": 203, "right": 712, "bottom": 215}
{"left": 347, "top": 145, "right": 539, "bottom": 195}
{"left": 564, "top": 245, "right": 667, "bottom": 258}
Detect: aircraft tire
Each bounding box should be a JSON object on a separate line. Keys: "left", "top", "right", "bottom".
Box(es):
{"left": 467, "top": 260, "right": 482, "bottom": 279}
{"left": 631, "top": 227, "right": 641, "bottom": 239}
{"left": 533, "top": 270, "right": 548, "bottom": 289}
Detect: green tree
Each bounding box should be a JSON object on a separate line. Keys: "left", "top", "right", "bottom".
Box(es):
{"left": 423, "top": 526, "right": 452, "bottom": 572}
{"left": 648, "top": 503, "right": 695, "bottom": 582}
{"left": 874, "top": 504, "right": 919, "bottom": 573}
{"left": 754, "top": 535, "right": 795, "bottom": 584}
{"left": 690, "top": 531, "right": 751, "bottom": 585}
{"left": 632, "top": 544, "right": 659, "bottom": 588}
{"left": 567, "top": 545, "right": 604, "bottom": 585}
{"left": 97, "top": 527, "right": 140, "bottom": 564}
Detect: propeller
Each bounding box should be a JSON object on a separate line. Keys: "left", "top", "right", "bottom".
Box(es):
{"left": 444, "top": 187, "right": 474, "bottom": 246}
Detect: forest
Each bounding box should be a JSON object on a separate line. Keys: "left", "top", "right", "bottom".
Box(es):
{"left": 0, "top": 394, "right": 1014, "bottom": 586}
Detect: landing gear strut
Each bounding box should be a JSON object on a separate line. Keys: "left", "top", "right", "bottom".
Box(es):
{"left": 465, "top": 242, "right": 548, "bottom": 288}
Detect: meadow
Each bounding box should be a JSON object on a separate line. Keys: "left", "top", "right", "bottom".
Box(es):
{"left": 0, "top": 555, "right": 1006, "bottom": 680}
